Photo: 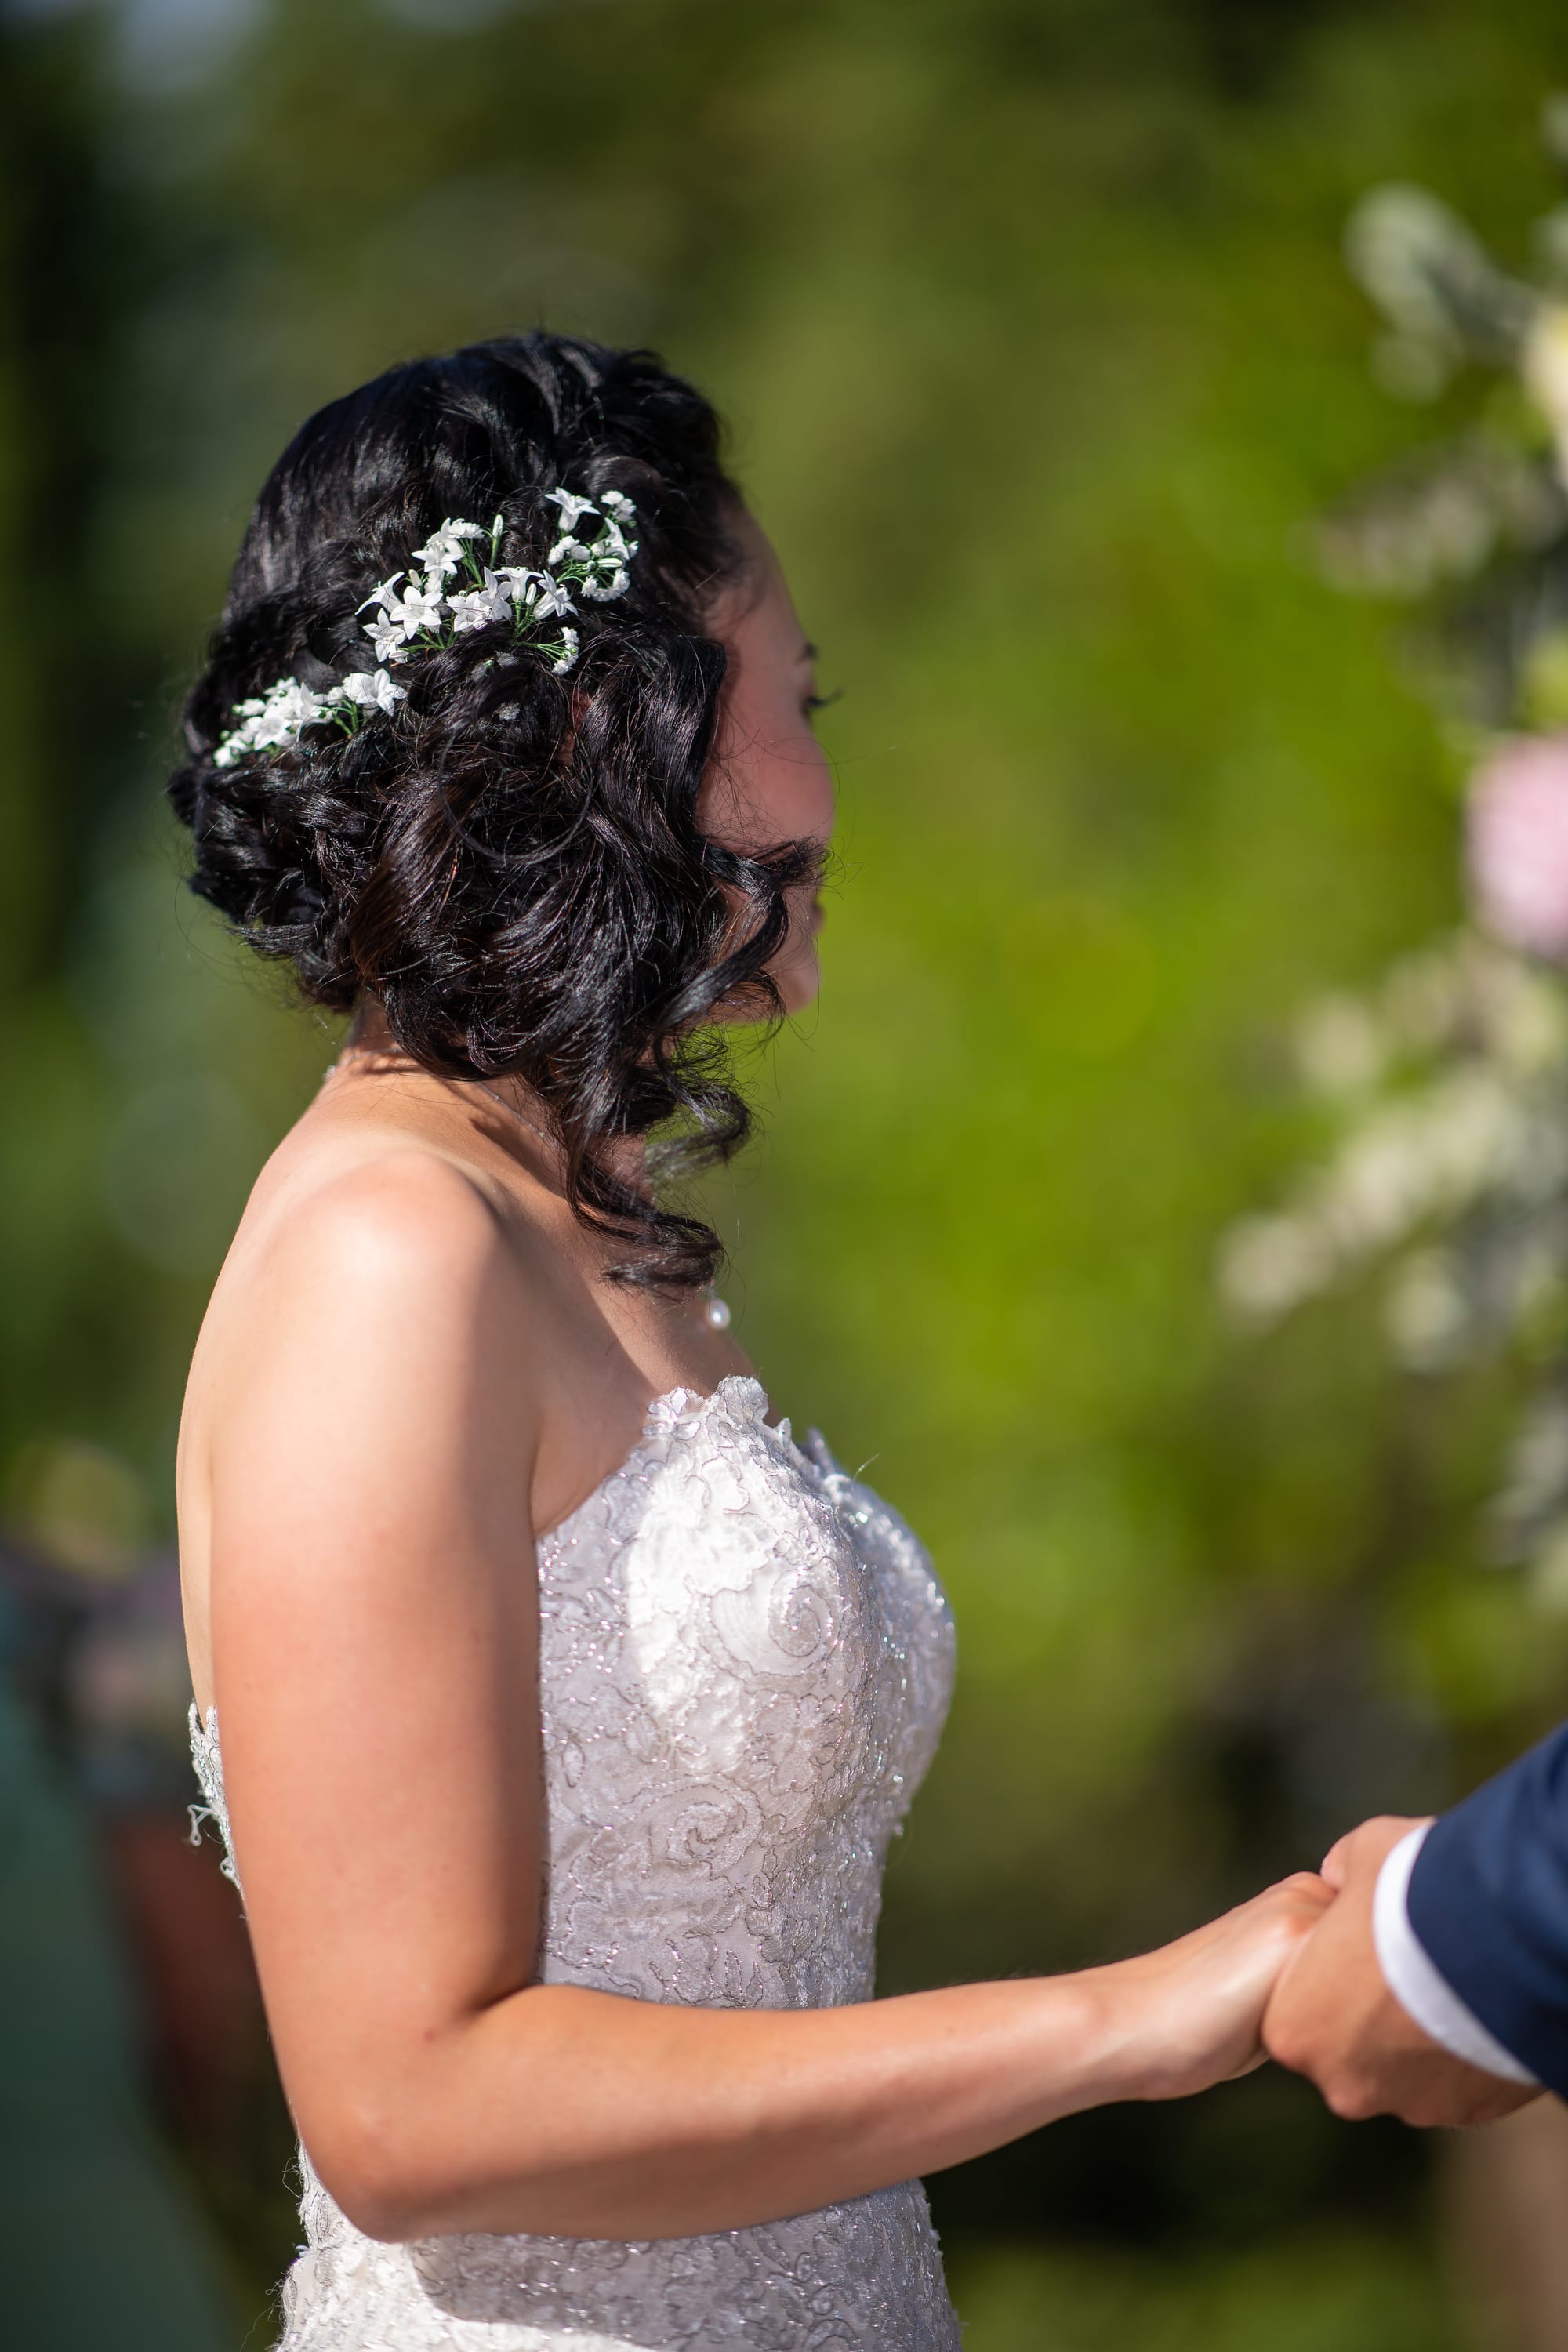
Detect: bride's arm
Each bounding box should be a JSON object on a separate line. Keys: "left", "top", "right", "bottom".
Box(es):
{"left": 203, "top": 1155, "right": 1330, "bottom": 2246}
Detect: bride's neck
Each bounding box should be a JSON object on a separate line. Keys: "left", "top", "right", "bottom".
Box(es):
{"left": 347, "top": 997, "right": 397, "bottom": 1056}
{"left": 340, "top": 1000, "right": 652, "bottom": 1197}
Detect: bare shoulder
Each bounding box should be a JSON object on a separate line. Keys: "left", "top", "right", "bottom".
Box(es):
{"left": 197, "top": 1139, "right": 552, "bottom": 1459}
{"left": 254, "top": 1143, "right": 519, "bottom": 1300}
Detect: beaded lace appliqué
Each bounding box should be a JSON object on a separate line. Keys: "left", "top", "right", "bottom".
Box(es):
{"left": 191, "top": 1377, "right": 960, "bottom": 2350}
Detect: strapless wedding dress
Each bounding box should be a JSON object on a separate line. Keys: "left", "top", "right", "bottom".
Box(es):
{"left": 190, "top": 1376, "right": 962, "bottom": 2351}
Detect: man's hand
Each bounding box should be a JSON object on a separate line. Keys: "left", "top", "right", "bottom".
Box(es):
{"left": 1262, "top": 1814, "right": 1541, "bottom": 2128}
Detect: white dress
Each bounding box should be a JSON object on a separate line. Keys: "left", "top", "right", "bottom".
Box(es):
{"left": 191, "top": 1376, "right": 962, "bottom": 2351}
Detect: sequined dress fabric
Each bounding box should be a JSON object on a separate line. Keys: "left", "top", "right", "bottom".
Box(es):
{"left": 190, "top": 1376, "right": 961, "bottom": 2351}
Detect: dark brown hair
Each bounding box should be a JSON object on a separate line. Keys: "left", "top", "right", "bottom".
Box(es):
{"left": 170, "top": 333, "right": 815, "bottom": 1286}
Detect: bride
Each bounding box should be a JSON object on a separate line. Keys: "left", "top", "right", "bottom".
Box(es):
{"left": 171, "top": 332, "right": 1329, "bottom": 2351}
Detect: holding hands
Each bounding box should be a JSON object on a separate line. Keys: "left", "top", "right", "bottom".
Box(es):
{"left": 1103, "top": 1873, "right": 1337, "bottom": 2102}
{"left": 1261, "top": 1816, "right": 1540, "bottom": 2129}
{"left": 1133, "top": 1814, "right": 1546, "bottom": 2132}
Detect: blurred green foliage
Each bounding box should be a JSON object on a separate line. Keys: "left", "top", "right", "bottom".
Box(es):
{"left": 946, "top": 2232, "right": 1464, "bottom": 2352}
{"left": 8, "top": 0, "right": 1568, "bottom": 2340}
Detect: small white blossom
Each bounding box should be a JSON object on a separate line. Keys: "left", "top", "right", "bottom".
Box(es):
{"left": 358, "top": 570, "right": 406, "bottom": 616}
{"left": 389, "top": 572, "right": 447, "bottom": 638}
{"left": 256, "top": 678, "right": 328, "bottom": 743}
{"left": 410, "top": 517, "right": 485, "bottom": 580}
{"left": 600, "top": 490, "right": 637, "bottom": 524}
{"left": 448, "top": 567, "right": 517, "bottom": 632}
{"left": 212, "top": 674, "right": 331, "bottom": 764}
{"left": 579, "top": 560, "right": 630, "bottom": 603}
{"left": 338, "top": 668, "right": 407, "bottom": 714}
{"left": 552, "top": 512, "right": 637, "bottom": 603}
{"left": 518, "top": 569, "right": 575, "bottom": 621}
{"left": 546, "top": 489, "right": 600, "bottom": 536}
{"left": 364, "top": 612, "right": 410, "bottom": 664}
{"left": 360, "top": 568, "right": 443, "bottom": 643}
{"left": 550, "top": 627, "right": 579, "bottom": 673}
{"left": 493, "top": 564, "right": 543, "bottom": 604}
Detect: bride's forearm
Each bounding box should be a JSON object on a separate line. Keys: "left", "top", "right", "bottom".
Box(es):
{"left": 305, "top": 1966, "right": 1158, "bottom": 2243}
{"left": 297, "top": 1876, "right": 1326, "bottom": 2241}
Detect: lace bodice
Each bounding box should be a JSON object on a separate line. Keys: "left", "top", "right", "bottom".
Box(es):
{"left": 191, "top": 1377, "right": 960, "bottom": 2350}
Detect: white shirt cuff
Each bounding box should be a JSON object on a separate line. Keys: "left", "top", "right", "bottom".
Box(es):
{"left": 1372, "top": 1821, "right": 1538, "bottom": 2086}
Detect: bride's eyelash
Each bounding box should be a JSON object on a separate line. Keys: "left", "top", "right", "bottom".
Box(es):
{"left": 804, "top": 688, "right": 844, "bottom": 717}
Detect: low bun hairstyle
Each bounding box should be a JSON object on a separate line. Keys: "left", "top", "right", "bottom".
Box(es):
{"left": 170, "top": 332, "right": 816, "bottom": 1287}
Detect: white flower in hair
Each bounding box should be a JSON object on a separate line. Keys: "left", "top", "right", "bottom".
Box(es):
{"left": 579, "top": 535, "right": 631, "bottom": 601}
{"left": 387, "top": 572, "right": 446, "bottom": 639}
{"left": 495, "top": 564, "right": 543, "bottom": 601}
{"left": 448, "top": 567, "right": 517, "bottom": 632}
{"left": 548, "top": 498, "right": 637, "bottom": 602}
{"left": 515, "top": 568, "right": 575, "bottom": 621}
{"left": 364, "top": 612, "right": 410, "bottom": 665}
{"left": 213, "top": 674, "right": 331, "bottom": 765}
{"left": 601, "top": 514, "right": 638, "bottom": 572}
{"left": 546, "top": 488, "right": 600, "bottom": 535}
{"left": 337, "top": 668, "right": 407, "bottom": 714}
{"left": 359, "top": 568, "right": 441, "bottom": 644}
{"left": 254, "top": 678, "right": 328, "bottom": 742}
{"left": 358, "top": 571, "right": 405, "bottom": 615}
{"left": 411, "top": 517, "right": 485, "bottom": 581}
{"left": 215, "top": 488, "right": 635, "bottom": 764}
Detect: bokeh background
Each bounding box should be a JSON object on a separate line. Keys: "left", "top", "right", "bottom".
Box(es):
{"left": 7, "top": 0, "right": 1568, "bottom": 2346}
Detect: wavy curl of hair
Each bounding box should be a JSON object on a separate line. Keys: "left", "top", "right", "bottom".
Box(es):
{"left": 169, "top": 332, "right": 816, "bottom": 1287}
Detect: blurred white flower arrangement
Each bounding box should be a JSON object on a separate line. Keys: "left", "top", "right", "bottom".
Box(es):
{"left": 213, "top": 488, "right": 637, "bottom": 768}
{"left": 1219, "top": 105, "right": 1568, "bottom": 1588}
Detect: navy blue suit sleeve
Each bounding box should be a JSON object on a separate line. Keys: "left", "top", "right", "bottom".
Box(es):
{"left": 1407, "top": 1719, "right": 1568, "bottom": 2094}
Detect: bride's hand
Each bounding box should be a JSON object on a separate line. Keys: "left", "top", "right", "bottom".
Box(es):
{"left": 1093, "top": 1873, "right": 1336, "bottom": 2104}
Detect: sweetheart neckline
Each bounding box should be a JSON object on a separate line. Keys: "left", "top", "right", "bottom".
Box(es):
{"left": 534, "top": 1370, "right": 800, "bottom": 1548}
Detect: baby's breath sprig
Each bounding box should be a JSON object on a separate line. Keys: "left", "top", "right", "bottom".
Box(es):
{"left": 212, "top": 488, "right": 638, "bottom": 771}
